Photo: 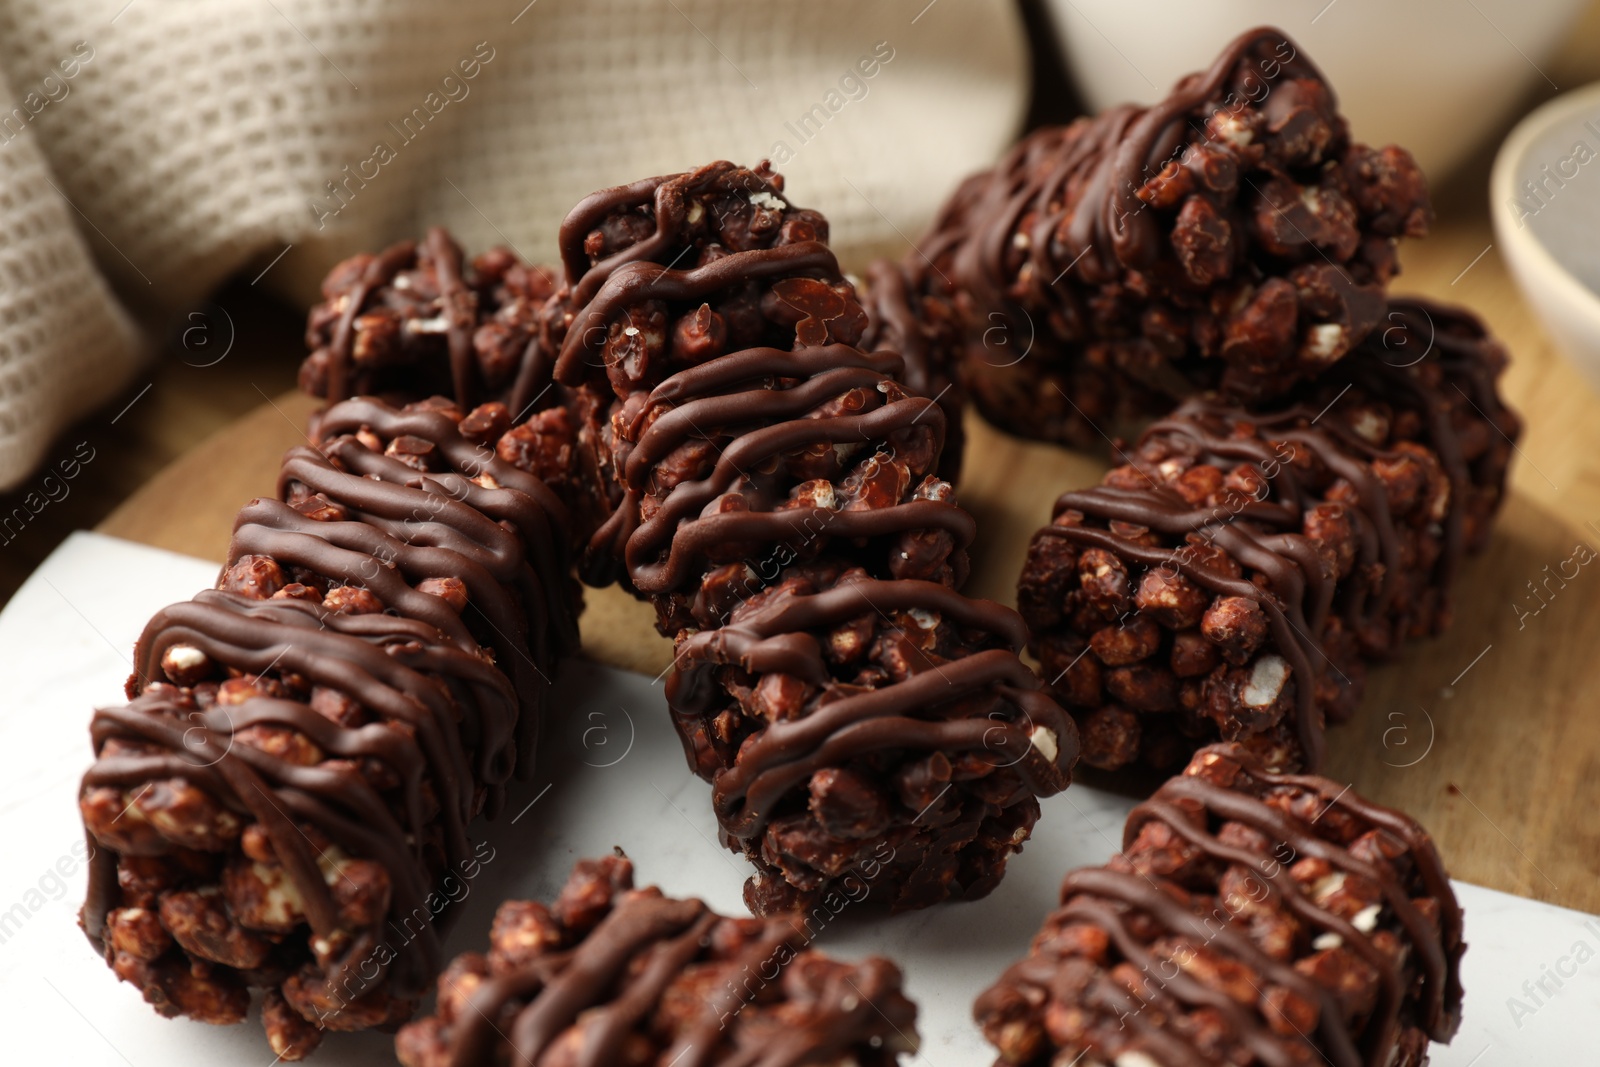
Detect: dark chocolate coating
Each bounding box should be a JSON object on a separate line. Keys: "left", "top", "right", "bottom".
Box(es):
{"left": 79, "top": 396, "right": 580, "bottom": 1050}
{"left": 396, "top": 854, "right": 920, "bottom": 1067}
{"left": 612, "top": 344, "right": 974, "bottom": 599}
{"left": 302, "top": 227, "right": 560, "bottom": 415}
{"left": 85, "top": 593, "right": 514, "bottom": 1001}
{"left": 1019, "top": 298, "right": 1517, "bottom": 773}
{"left": 860, "top": 256, "right": 968, "bottom": 481}
{"left": 84, "top": 160, "right": 1078, "bottom": 1053}
{"left": 297, "top": 397, "right": 581, "bottom": 761}
{"left": 536, "top": 160, "right": 1079, "bottom": 913}
{"left": 974, "top": 743, "right": 1465, "bottom": 1067}
{"left": 670, "top": 577, "right": 1070, "bottom": 838}
{"left": 916, "top": 27, "right": 1432, "bottom": 446}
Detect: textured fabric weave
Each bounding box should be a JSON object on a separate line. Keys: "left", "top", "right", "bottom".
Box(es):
{"left": 0, "top": 0, "right": 1027, "bottom": 490}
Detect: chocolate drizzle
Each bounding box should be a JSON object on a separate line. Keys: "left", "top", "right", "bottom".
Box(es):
{"left": 860, "top": 257, "right": 967, "bottom": 481}
{"left": 304, "top": 227, "right": 561, "bottom": 416}
{"left": 231, "top": 438, "right": 565, "bottom": 767}
{"left": 975, "top": 743, "right": 1465, "bottom": 1067}
{"left": 908, "top": 26, "right": 1432, "bottom": 447}
{"left": 79, "top": 395, "right": 581, "bottom": 1044}
{"left": 1042, "top": 399, "right": 1401, "bottom": 770}
{"left": 396, "top": 855, "right": 920, "bottom": 1067}
{"left": 541, "top": 160, "right": 1078, "bottom": 911}
{"left": 324, "top": 237, "right": 420, "bottom": 405}
{"left": 1022, "top": 296, "right": 1515, "bottom": 771}
{"left": 1058, "top": 33, "right": 1332, "bottom": 285}
{"left": 310, "top": 397, "right": 581, "bottom": 704}
{"left": 446, "top": 896, "right": 791, "bottom": 1067}
{"left": 1328, "top": 296, "right": 1519, "bottom": 569}
{"left": 669, "top": 576, "right": 1072, "bottom": 841}
{"left": 83, "top": 591, "right": 513, "bottom": 999}
{"left": 1127, "top": 769, "right": 1461, "bottom": 1056}
{"left": 616, "top": 345, "right": 974, "bottom": 593}
{"left": 322, "top": 229, "right": 477, "bottom": 404}
{"left": 954, "top": 25, "right": 1335, "bottom": 310}
{"left": 556, "top": 245, "right": 846, "bottom": 383}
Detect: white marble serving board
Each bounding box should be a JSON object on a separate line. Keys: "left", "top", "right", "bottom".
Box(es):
{"left": 0, "top": 531, "right": 1594, "bottom": 1065}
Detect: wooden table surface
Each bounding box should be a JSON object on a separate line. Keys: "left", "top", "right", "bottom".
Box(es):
{"left": 49, "top": 19, "right": 1600, "bottom": 918}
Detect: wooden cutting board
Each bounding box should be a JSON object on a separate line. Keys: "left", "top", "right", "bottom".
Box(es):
{"left": 97, "top": 213, "right": 1600, "bottom": 917}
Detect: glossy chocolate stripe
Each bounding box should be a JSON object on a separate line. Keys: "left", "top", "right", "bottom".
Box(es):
{"left": 549, "top": 159, "right": 1078, "bottom": 914}
{"left": 553, "top": 243, "right": 842, "bottom": 384}
{"left": 1102, "top": 755, "right": 1463, "bottom": 1061}
{"left": 1075, "top": 28, "right": 1329, "bottom": 277}
{"left": 1032, "top": 330, "right": 1490, "bottom": 768}
{"left": 1035, "top": 508, "right": 1331, "bottom": 767}
{"left": 326, "top": 238, "right": 418, "bottom": 404}
{"left": 647, "top": 344, "right": 906, "bottom": 406}
{"left": 83, "top": 396, "right": 576, "bottom": 1021}
{"left": 457, "top": 894, "right": 707, "bottom": 1067}
{"left": 314, "top": 398, "right": 580, "bottom": 667}
{"left": 671, "top": 578, "right": 1070, "bottom": 838}
{"left": 637, "top": 501, "right": 977, "bottom": 599}
{"left": 1059, "top": 871, "right": 1359, "bottom": 1066}
{"left": 424, "top": 227, "right": 481, "bottom": 408}
{"left": 432, "top": 870, "right": 909, "bottom": 1067}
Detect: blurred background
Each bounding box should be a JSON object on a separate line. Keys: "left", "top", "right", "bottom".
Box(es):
{"left": 0, "top": 0, "right": 1597, "bottom": 603}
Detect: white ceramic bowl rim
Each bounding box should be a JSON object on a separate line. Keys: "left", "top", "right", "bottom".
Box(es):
{"left": 1490, "top": 81, "right": 1600, "bottom": 328}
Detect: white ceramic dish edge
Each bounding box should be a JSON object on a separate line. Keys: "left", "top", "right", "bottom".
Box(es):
{"left": 1491, "top": 80, "right": 1600, "bottom": 395}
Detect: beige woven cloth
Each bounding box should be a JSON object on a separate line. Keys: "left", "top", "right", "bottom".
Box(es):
{"left": 0, "top": 0, "right": 1028, "bottom": 491}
